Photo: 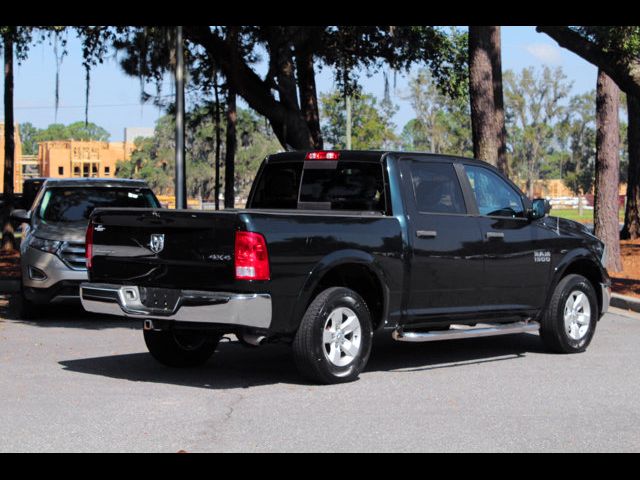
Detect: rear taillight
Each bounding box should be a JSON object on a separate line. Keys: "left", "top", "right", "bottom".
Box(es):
{"left": 234, "top": 231, "right": 270, "bottom": 281}
{"left": 85, "top": 223, "right": 94, "bottom": 270}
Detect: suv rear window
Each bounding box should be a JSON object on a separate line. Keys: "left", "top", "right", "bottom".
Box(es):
{"left": 250, "top": 161, "right": 386, "bottom": 212}
{"left": 38, "top": 187, "right": 160, "bottom": 223}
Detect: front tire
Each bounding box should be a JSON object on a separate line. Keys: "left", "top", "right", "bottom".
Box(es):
{"left": 293, "top": 287, "right": 373, "bottom": 384}
{"left": 540, "top": 274, "right": 598, "bottom": 353}
{"left": 16, "top": 283, "right": 41, "bottom": 320}
{"left": 143, "top": 329, "right": 221, "bottom": 367}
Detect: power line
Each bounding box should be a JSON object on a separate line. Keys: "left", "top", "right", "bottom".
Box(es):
{"left": 14, "top": 99, "right": 173, "bottom": 111}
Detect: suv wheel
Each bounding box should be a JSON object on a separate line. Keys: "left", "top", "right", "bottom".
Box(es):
{"left": 143, "top": 329, "right": 221, "bottom": 367}
{"left": 293, "top": 287, "right": 373, "bottom": 384}
{"left": 540, "top": 274, "right": 598, "bottom": 353}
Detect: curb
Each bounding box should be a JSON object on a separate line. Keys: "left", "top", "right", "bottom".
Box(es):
{"left": 611, "top": 293, "right": 640, "bottom": 314}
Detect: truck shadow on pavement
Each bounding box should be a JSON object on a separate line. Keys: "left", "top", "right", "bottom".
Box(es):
{"left": 58, "top": 332, "right": 546, "bottom": 390}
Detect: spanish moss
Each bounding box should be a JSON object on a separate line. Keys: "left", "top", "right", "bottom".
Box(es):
{"left": 53, "top": 33, "right": 63, "bottom": 123}
{"left": 139, "top": 27, "right": 149, "bottom": 118}
{"left": 84, "top": 64, "right": 91, "bottom": 127}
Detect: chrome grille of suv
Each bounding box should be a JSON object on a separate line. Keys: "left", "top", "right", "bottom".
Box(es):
{"left": 58, "top": 242, "right": 87, "bottom": 271}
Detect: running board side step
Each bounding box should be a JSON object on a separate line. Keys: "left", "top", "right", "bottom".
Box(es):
{"left": 392, "top": 321, "right": 540, "bottom": 343}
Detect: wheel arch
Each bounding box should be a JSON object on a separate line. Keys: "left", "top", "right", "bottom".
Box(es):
{"left": 548, "top": 249, "right": 608, "bottom": 317}
{"left": 292, "top": 249, "right": 390, "bottom": 331}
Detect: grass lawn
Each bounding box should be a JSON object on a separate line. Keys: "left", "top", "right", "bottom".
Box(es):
{"left": 551, "top": 208, "right": 624, "bottom": 224}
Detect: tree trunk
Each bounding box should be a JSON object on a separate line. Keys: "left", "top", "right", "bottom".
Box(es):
{"left": 469, "top": 26, "right": 498, "bottom": 166}
{"left": 489, "top": 26, "right": 508, "bottom": 176}
{"left": 2, "top": 30, "right": 16, "bottom": 252}
{"left": 594, "top": 69, "right": 622, "bottom": 272}
{"left": 621, "top": 94, "right": 640, "bottom": 240}
{"left": 185, "top": 26, "right": 315, "bottom": 151}
{"left": 224, "top": 90, "right": 237, "bottom": 209}
{"left": 295, "top": 45, "right": 323, "bottom": 149}
{"left": 223, "top": 27, "right": 238, "bottom": 209}
{"left": 213, "top": 73, "right": 222, "bottom": 211}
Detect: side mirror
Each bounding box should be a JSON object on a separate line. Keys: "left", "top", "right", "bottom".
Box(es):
{"left": 10, "top": 209, "right": 31, "bottom": 223}
{"left": 528, "top": 198, "right": 551, "bottom": 220}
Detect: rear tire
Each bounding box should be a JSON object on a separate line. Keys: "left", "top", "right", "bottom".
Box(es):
{"left": 293, "top": 287, "right": 373, "bottom": 384}
{"left": 540, "top": 274, "right": 598, "bottom": 353}
{"left": 143, "top": 329, "right": 221, "bottom": 367}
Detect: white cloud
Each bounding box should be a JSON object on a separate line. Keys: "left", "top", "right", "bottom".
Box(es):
{"left": 524, "top": 43, "right": 563, "bottom": 64}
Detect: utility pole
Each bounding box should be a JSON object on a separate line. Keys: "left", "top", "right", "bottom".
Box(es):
{"left": 345, "top": 95, "right": 352, "bottom": 150}
{"left": 174, "top": 26, "right": 187, "bottom": 210}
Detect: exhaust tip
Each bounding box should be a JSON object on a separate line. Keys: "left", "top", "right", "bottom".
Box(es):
{"left": 143, "top": 319, "right": 154, "bottom": 331}
{"left": 239, "top": 333, "right": 267, "bottom": 347}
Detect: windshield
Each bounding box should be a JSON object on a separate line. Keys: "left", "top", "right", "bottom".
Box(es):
{"left": 38, "top": 187, "right": 160, "bottom": 223}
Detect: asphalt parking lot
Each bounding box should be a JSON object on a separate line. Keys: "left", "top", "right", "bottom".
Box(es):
{"left": 1, "top": 295, "right": 639, "bottom": 452}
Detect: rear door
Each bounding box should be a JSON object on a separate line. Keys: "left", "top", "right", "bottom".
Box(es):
{"left": 460, "top": 163, "right": 551, "bottom": 310}
{"left": 399, "top": 159, "right": 485, "bottom": 322}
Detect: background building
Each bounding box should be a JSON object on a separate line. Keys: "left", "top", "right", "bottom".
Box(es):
{"left": 37, "top": 140, "right": 135, "bottom": 180}
{"left": 1, "top": 123, "right": 140, "bottom": 193}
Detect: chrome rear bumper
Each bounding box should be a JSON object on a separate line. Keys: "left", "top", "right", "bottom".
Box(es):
{"left": 80, "top": 283, "right": 272, "bottom": 329}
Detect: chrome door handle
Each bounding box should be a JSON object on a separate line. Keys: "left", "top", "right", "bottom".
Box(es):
{"left": 486, "top": 232, "right": 505, "bottom": 239}
{"left": 417, "top": 230, "right": 437, "bottom": 238}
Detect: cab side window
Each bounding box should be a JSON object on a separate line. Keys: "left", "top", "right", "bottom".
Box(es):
{"left": 464, "top": 165, "right": 525, "bottom": 218}
{"left": 410, "top": 163, "right": 466, "bottom": 214}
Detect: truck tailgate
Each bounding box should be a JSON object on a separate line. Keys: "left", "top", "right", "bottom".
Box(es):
{"left": 89, "top": 209, "right": 244, "bottom": 291}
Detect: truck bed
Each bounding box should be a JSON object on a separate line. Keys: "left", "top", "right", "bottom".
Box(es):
{"left": 88, "top": 207, "right": 404, "bottom": 334}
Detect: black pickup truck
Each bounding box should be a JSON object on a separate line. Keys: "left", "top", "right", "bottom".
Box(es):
{"left": 80, "top": 150, "right": 610, "bottom": 384}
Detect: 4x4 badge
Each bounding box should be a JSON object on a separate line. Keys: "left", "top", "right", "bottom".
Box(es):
{"left": 149, "top": 234, "right": 165, "bottom": 254}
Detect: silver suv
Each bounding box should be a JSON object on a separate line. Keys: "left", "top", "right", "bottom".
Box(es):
{"left": 11, "top": 178, "right": 160, "bottom": 317}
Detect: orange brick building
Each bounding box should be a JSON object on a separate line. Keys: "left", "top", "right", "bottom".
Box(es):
{"left": 518, "top": 178, "right": 626, "bottom": 198}
{"left": 38, "top": 140, "right": 135, "bottom": 180}
{"left": 2, "top": 123, "right": 137, "bottom": 194}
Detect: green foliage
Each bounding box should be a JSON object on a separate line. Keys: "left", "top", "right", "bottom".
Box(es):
{"left": 233, "top": 110, "right": 283, "bottom": 198}
{"left": 504, "top": 66, "right": 573, "bottom": 193}
{"left": 17, "top": 121, "right": 111, "bottom": 156}
{"left": 117, "top": 107, "right": 281, "bottom": 201}
{"left": 320, "top": 90, "right": 399, "bottom": 150}
{"left": 18, "top": 122, "right": 39, "bottom": 155}
{"left": 559, "top": 91, "right": 597, "bottom": 195}
{"left": 98, "top": 26, "right": 471, "bottom": 150}
{"left": 572, "top": 27, "right": 640, "bottom": 61}
{"left": 400, "top": 69, "right": 472, "bottom": 156}
{"left": 318, "top": 26, "right": 469, "bottom": 99}
{"left": 35, "top": 121, "right": 111, "bottom": 142}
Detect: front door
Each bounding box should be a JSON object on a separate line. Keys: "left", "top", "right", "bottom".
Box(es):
{"left": 400, "top": 160, "right": 485, "bottom": 323}
{"left": 461, "top": 164, "right": 551, "bottom": 311}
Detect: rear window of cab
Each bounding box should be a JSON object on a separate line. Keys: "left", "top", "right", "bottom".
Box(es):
{"left": 250, "top": 161, "right": 386, "bottom": 212}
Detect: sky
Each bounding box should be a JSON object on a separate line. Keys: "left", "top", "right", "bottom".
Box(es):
{"left": 1, "top": 26, "right": 598, "bottom": 142}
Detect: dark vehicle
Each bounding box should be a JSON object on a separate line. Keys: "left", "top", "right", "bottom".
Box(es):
{"left": 80, "top": 151, "right": 610, "bottom": 384}
{"left": 11, "top": 178, "right": 160, "bottom": 317}
{"left": 21, "top": 177, "right": 47, "bottom": 210}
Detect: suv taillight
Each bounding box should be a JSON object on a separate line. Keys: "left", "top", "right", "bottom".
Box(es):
{"left": 85, "top": 222, "right": 94, "bottom": 270}
{"left": 235, "top": 231, "right": 270, "bottom": 281}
